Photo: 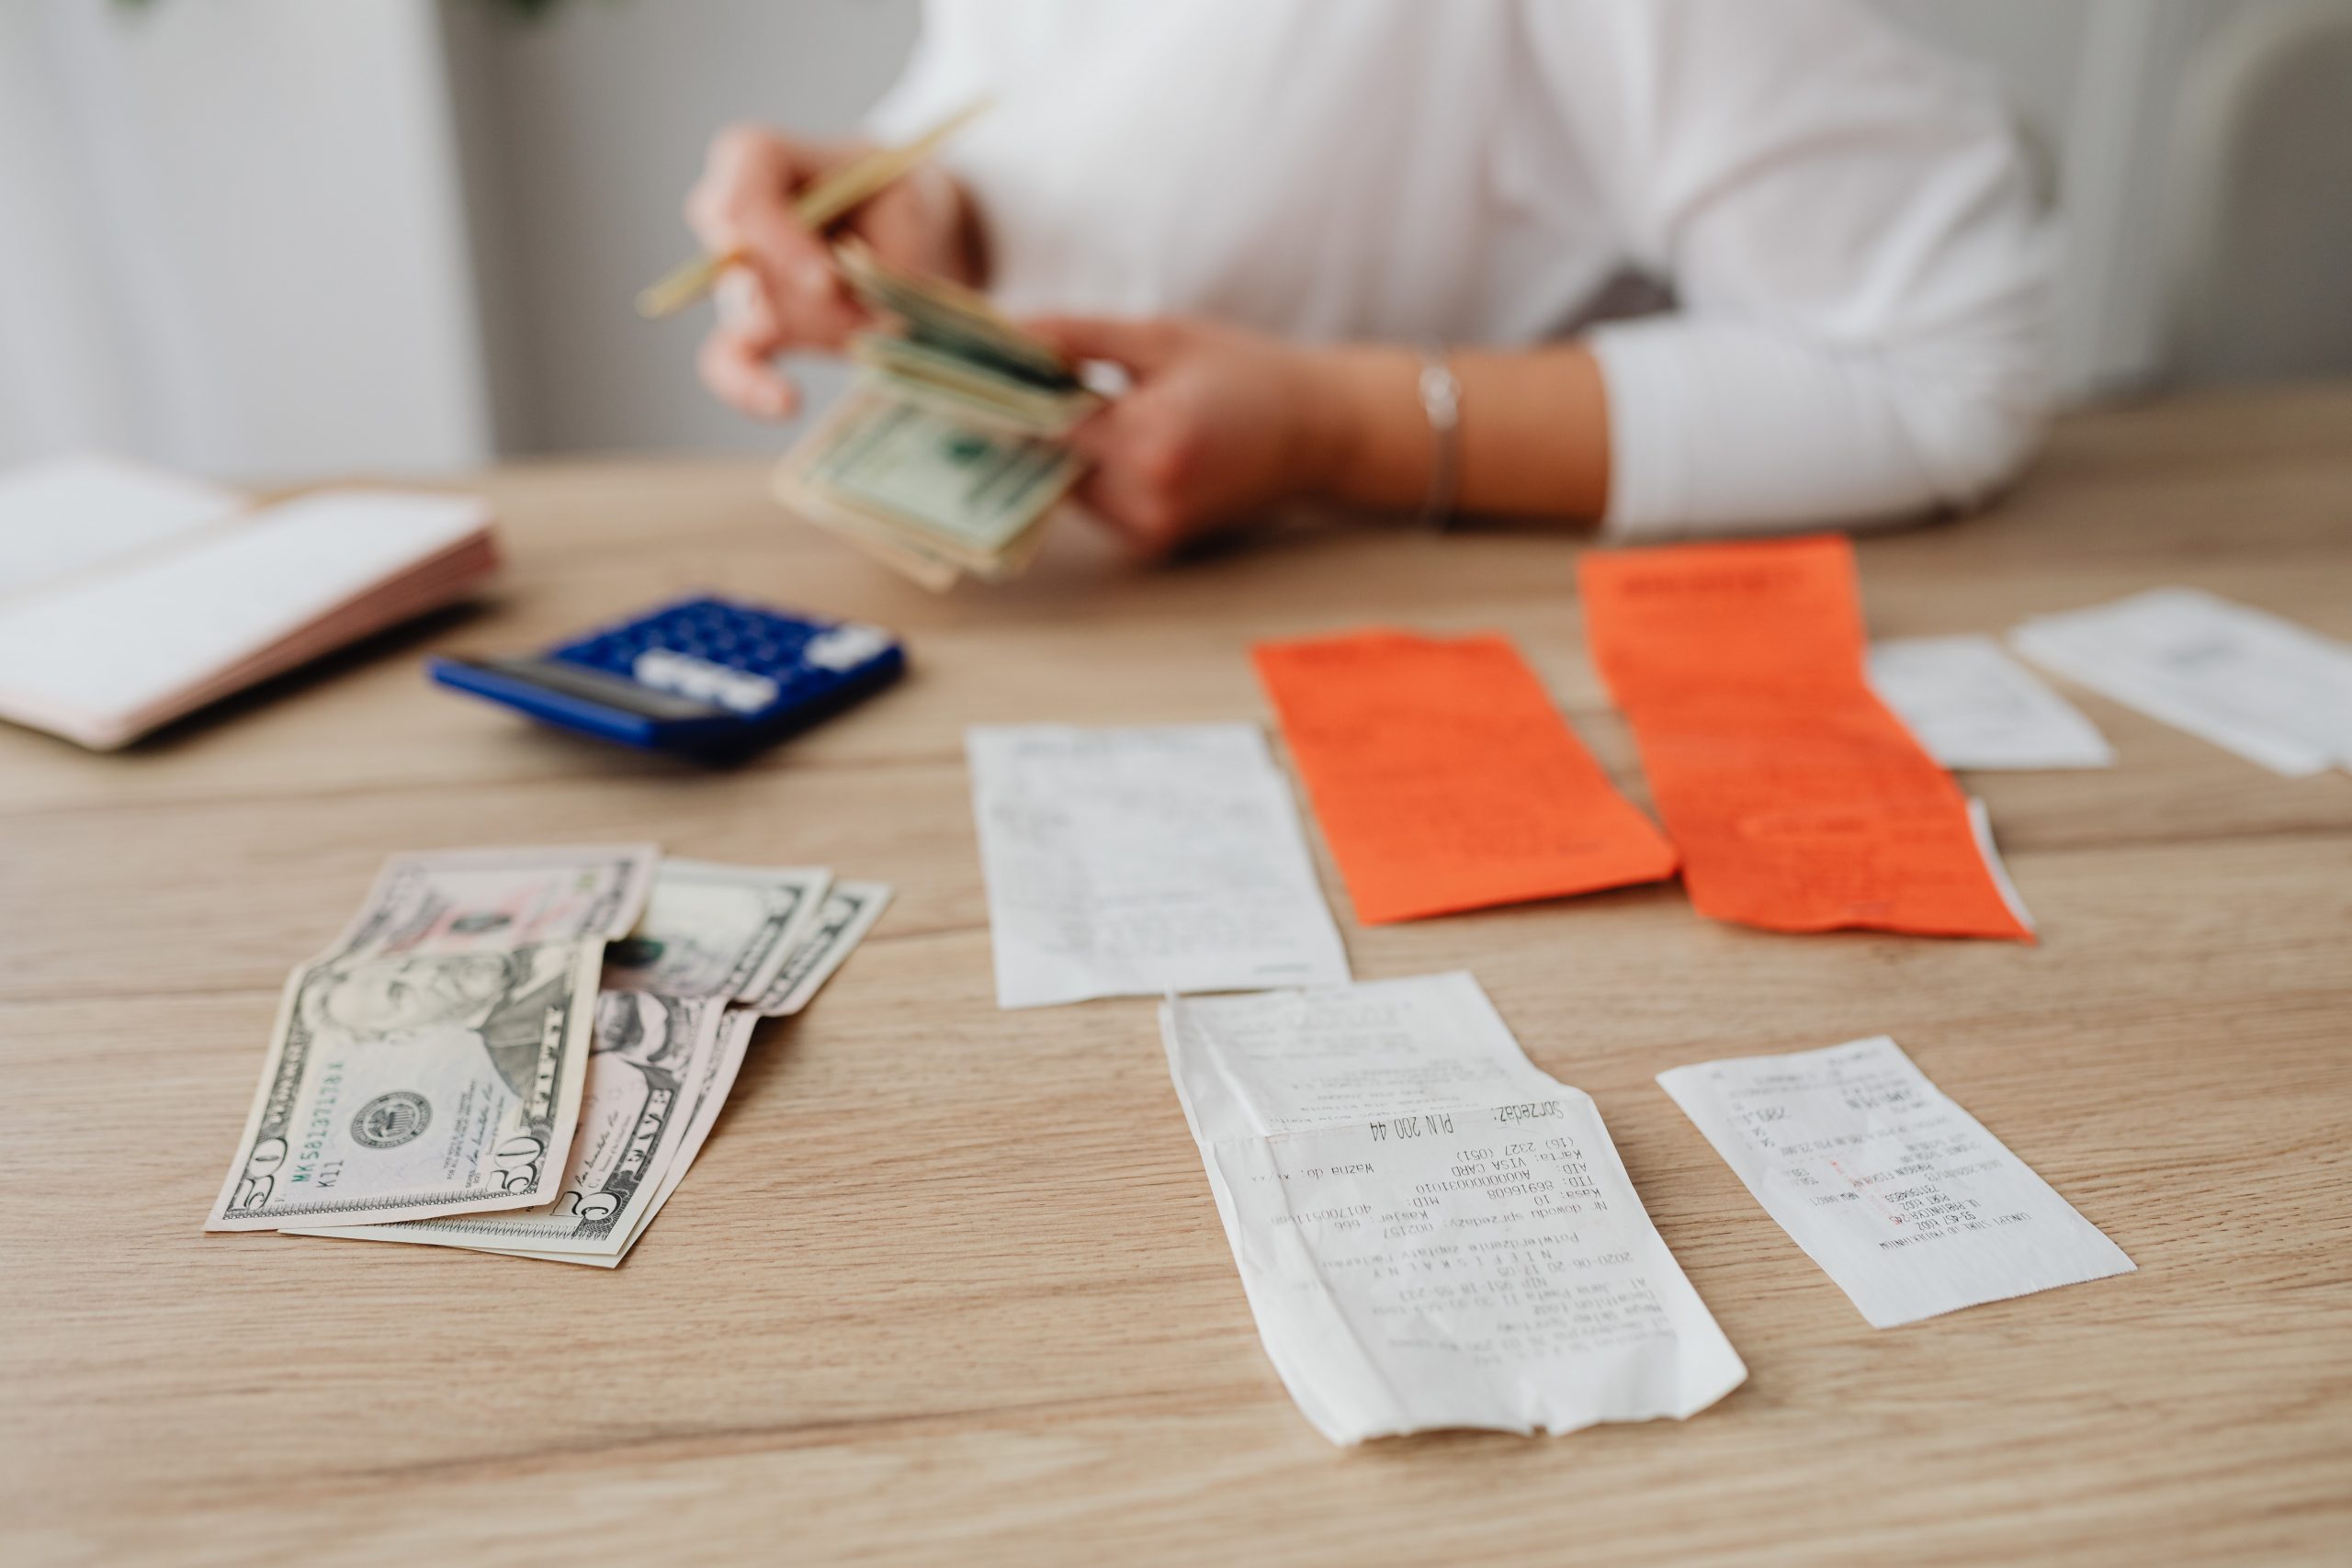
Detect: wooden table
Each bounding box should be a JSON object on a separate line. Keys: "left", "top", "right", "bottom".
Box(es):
{"left": 6, "top": 386, "right": 2349, "bottom": 1567}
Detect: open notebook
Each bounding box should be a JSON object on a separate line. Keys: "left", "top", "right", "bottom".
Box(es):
{"left": 0, "top": 455, "right": 498, "bottom": 750}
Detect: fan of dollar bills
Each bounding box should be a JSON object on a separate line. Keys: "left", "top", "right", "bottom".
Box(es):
{"left": 205, "top": 846, "right": 889, "bottom": 1268}
{"left": 774, "top": 242, "right": 1101, "bottom": 591}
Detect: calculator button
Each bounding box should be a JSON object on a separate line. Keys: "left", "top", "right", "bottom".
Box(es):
{"left": 631, "top": 649, "right": 780, "bottom": 715}
{"left": 805, "top": 623, "right": 892, "bottom": 671}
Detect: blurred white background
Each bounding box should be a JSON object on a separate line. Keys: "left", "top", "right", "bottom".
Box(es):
{"left": 2, "top": 0, "right": 2346, "bottom": 480}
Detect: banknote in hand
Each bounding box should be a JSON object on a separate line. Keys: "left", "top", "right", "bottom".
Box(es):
{"left": 775, "top": 243, "right": 1098, "bottom": 590}
{"left": 776, "top": 392, "right": 1080, "bottom": 588}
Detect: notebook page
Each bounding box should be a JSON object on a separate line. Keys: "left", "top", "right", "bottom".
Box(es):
{"left": 0, "top": 454, "right": 250, "bottom": 602}
{"left": 0, "top": 489, "right": 489, "bottom": 747}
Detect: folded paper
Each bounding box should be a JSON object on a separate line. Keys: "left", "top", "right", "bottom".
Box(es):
{"left": 1164, "top": 973, "right": 1746, "bottom": 1443}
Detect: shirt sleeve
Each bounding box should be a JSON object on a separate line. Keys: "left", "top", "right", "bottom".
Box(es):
{"left": 1528, "top": 0, "right": 2055, "bottom": 539}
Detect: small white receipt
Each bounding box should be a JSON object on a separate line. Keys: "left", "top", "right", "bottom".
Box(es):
{"left": 1657, "top": 1037, "right": 2133, "bottom": 1328}
{"left": 967, "top": 724, "right": 1350, "bottom": 1009}
{"left": 1164, "top": 974, "right": 1746, "bottom": 1444}
{"left": 2011, "top": 589, "right": 2352, "bottom": 776}
{"left": 1870, "top": 635, "right": 2114, "bottom": 770}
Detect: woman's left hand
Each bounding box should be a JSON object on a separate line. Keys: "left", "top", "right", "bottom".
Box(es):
{"left": 1022, "top": 316, "right": 1352, "bottom": 559}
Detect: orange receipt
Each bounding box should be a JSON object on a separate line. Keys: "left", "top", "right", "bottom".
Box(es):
{"left": 1578, "top": 535, "right": 2032, "bottom": 942}
{"left": 1251, "top": 629, "right": 1678, "bottom": 924}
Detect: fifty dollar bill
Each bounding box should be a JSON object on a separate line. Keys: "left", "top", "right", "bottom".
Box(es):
{"left": 285, "top": 862, "right": 830, "bottom": 1258}
{"left": 207, "top": 845, "right": 658, "bottom": 1232}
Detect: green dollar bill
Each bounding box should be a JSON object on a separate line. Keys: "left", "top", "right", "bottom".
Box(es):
{"left": 206, "top": 845, "right": 658, "bottom": 1232}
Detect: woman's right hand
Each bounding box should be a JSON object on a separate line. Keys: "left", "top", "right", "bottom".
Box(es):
{"left": 684, "top": 123, "right": 976, "bottom": 419}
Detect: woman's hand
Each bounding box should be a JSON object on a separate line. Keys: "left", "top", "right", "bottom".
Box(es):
{"left": 684, "top": 123, "right": 977, "bottom": 420}
{"left": 1028, "top": 320, "right": 1618, "bottom": 552}
{"left": 1023, "top": 316, "right": 1367, "bottom": 559}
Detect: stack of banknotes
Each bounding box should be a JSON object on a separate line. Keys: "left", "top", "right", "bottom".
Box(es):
{"left": 774, "top": 241, "right": 1099, "bottom": 590}
{"left": 205, "top": 846, "right": 890, "bottom": 1267}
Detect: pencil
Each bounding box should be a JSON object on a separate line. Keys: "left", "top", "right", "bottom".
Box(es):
{"left": 635, "top": 99, "right": 989, "bottom": 321}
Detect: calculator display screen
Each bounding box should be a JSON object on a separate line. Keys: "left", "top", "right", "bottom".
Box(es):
{"left": 444, "top": 656, "right": 731, "bottom": 721}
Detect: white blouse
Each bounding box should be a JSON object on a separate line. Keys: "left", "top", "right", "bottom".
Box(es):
{"left": 865, "top": 0, "right": 2053, "bottom": 541}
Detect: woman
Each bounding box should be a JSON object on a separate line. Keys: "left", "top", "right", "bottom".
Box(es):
{"left": 686, "top": 0, "right": 2051, "bottom": 557}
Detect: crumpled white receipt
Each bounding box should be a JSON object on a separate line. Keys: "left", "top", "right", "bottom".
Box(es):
{"left": 967, "top": 724, "right": 1350, "bottom": 1009}
{"left": 1162, "top": 972, "right": 1746, "bottom": 1444}
{"left": 1869, "top": 634, "right": 2114, "bottom": 770}
{"left": 1657, "top": 1036, "right": 2134, "bottom": 1328}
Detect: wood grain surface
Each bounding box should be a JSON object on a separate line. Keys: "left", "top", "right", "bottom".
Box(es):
{"left": 5, "top": 384, "right": 2349, "bottom": 1567}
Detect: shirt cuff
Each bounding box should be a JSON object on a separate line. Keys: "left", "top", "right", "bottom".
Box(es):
{"left": 1586, "top": 318, "right": 1696, "bottom": 541}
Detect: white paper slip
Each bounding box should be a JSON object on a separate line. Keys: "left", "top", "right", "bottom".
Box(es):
{"left": 2011, "top": 589, "right": 2352, "bottom": 776}
{"left": 1870, "top": 635, "right": 2114, "bottom": 770}
{"left": 0, "top": 453, "right": 249, "bottom": 602}
{"left": 967, "top": 724, "right": 1350, "bottom": 1009}
{"left": 1657, "top": 1036, "right": 2133, "bottom": 1329}
{"left": 1164, "top": 974, "right": 1746, "bottom": 1445}
{"left": 1966, "top": 798, "right": 2035, "bottom": 934}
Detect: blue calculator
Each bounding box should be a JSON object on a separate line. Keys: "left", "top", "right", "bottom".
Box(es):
{"left": 430, "top": 596, "right": 904, "bottom": 759}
